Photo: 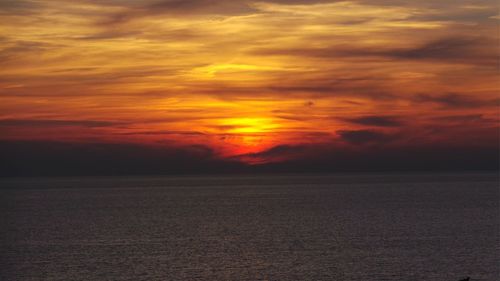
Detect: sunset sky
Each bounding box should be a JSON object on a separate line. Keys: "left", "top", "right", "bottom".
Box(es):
{"left": 1, "top": 0, "right": 499, "bottom": 175}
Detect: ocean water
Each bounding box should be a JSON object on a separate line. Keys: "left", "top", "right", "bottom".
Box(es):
{"left": 1, "top": 173, "right": 498, "bottom": 281}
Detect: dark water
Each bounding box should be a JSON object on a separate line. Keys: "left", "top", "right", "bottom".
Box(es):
{"left": 1, "top": 173, "right": 498, "bottom": 281}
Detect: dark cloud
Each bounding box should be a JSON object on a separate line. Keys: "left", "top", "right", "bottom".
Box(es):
{"left": 0, "top": 0, "right": 40, "bottom": 15}
{"left": 146, "top": 0, "right": 252, "bottom": 15}
{"left": 239, "top": 142, "right": 500, "bottom": 173}
{"left": 0, "top": 119, "right": 127, "bottom": 128}
{"left": 239, "top": 144, "right": 307, "bottom": 160}
{"left": 408, "top": 5, "right": 498, "bottom": 23}
{"left": 81, "top": 0, "right": 497, "bottom": 10}
{"left": 0, "top": 41, "right": 55, "bottom": 63}
{"left": 264, "top": 77, "right": 396, "bottom": 100}
{"left": 0, "top": 67, "right": 183, "bottom": 94}
{"left": 304, "top": 101, "right": 315, "bottom": 107}
{"left": 1, "top": 138, "right": 498, "bottom": 177}
{"left": 100, "top": 0, "right": 344, "bottom": 24}
{"left": 0, "top": 141, "right": 243, "bottom": 177}
{"left": 0, "top": 70, "right": 386, "bottom": 100}
{"left": 380, "top": 37, "right": 497, "bottom": 65}
{"left": 268, "top": 85, "right": 333, "bottom": 93}
{"left": 336, "top": 130, "right": 394, "bottom": 144}
{"left": 413, "top": 93, "right": 499, "bottom": 108}
{"left": 75, "top": 30, "right": 143, "bottom": 40}
{"left": 433, "top": 114, "right": 497, "bottom": 123}
{"left": 343, "top": 116, "right": 402, "bottom": 127}
{"left": 253, "top": 36, "right": 498, "bottom": 66}
{"left": 344, "top": 0, "right": 497, "bottom": 10}
{"left": 117, "top": 130, "right": 206, "bottom": 136}
{"left": 101, "top": 0, "right": 253, "bottom": 25}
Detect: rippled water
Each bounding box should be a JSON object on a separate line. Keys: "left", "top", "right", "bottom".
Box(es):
{"left": 1, "top": 173, "right": 498, "bottom": 281}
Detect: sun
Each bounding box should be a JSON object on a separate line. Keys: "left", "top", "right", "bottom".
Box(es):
{"left": 219, "top": 117, "right": 280, "bottom": 134}
{"left": 214, "top": 117, "right": 281, "bottom": 156}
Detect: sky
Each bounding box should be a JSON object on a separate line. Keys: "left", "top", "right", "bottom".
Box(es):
{"left": 0, "top": 0, "right": 499, "bottom": 175}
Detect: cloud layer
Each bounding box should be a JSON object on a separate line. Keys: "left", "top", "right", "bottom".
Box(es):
{"left": 0, "top": 0, "right": 498, "bottom": 174}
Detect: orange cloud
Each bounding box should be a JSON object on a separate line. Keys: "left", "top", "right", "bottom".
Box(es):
{"left": 0, "top": 0, "right": 498, "bottom": 168}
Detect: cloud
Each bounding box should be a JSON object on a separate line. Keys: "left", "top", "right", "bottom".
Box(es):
{"left": 0, "top": 0, "right": 40, "bottom": 15}
{"left": 99, "top": 0, "right": 346, "bottom": 24}
{"left": 236, "top": 142, "right": 499, "bottom": 173}
{"left": 117, "top": 130, "right": 206, "bottom": 136}
{"left": 336, "top": 130, "right": 394, "bottom": 144}
{"left": 343, "top": 116, "right": 402, "bottom": 127}
{"left": 0, "top": 140, "right": 244, "bottom": 177}
{"left": 0, "top": 41, "right": 56, "bottom": 64}
{"left": 236, "top": 144, "right": 308, "bottom": 163}
{"left": 264, "top": 77, "right": 396, "bottom": 100}
{"left": 413, "top": 93, "right": 499, "bottom": 108}
{"left": 146, "top": 0, "right": 252, "bottom": 15}
{"left": 432, "top": 114, "right": 494, "bottom": 122}
{"left": 1, "top": 0, "right": 498, "bottom": 175}
{"left": 253, "top": 36, "right": 498, "bottom": 66}
{"left": 101, "top": 0, "right": 254, "bottom": 25}
{"left": 75, "top": 30, "right": 143, "bottom": 40}
{"left": 1, "top": 135, "right": 498, "bottom": 176}
{"left": 379, "top": 37, "right": 497, "bottom": 65}
{"left": 407, "top": 4, "right": 498, "bottom": 23}
{"left": 0, "top": 119, "right": 127, "bottom": 128}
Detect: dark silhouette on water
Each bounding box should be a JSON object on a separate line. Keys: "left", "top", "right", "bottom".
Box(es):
{"left": 459, "top": 277, "right": 470, "bottom": 281}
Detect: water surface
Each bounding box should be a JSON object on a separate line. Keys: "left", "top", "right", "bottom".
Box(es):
{"left": 1, "top": 173, "right": 498, "bottom": 280}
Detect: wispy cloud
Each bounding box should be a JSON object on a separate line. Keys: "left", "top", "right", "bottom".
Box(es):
{"left": 0, "top": 0, "right": 498, "bottom": 168}
{"left": 336, "top": 130, "right": 395, "bottom": 145}
{"left": 0, "top": 119, "right": 127, "bottom": 128}
{"left": 413, "top": 93, "right": 499, "bottom": 108}
{"left": 342, "top": 116, "right": 403, "bottom": 127}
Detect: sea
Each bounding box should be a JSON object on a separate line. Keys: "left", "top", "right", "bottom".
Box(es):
{"left": 1, "top": 173, "right": 498, "bottom": 281}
